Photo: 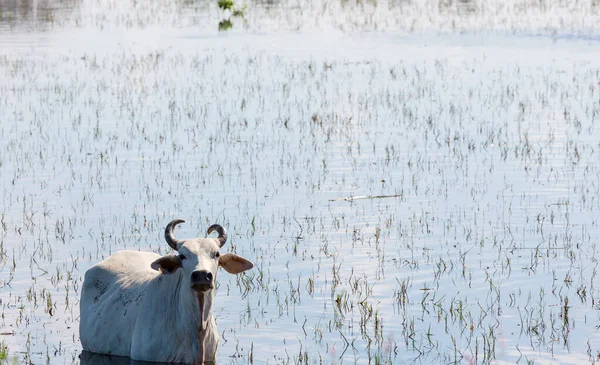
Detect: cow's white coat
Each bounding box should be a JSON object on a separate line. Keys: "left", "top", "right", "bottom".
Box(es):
{"left": 79, "top": 228, "right": 253, "bottom": 364}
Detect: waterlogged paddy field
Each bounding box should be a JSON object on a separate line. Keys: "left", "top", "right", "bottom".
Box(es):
{"left": 2, "top": 1, "right": 600, "bottom": 365}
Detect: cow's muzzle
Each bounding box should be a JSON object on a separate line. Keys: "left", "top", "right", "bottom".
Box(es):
{"left": 191, "top": 270, "right": 214, "bottom": 292}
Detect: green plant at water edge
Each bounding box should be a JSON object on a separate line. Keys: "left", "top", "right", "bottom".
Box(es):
{"left": 219, "top": 19, "right": 233, "bottom": 31}
{"left": 232, "top": 5, "right": 247, "bottom": 17}
{"left": 0, "top": 342, "right": 8, "bottom": 361}
{"left": 217, "top": 0, "right": 247, "bottom": 31}
{"left": 218, "top": 0, "right": 234, "bottom": 10}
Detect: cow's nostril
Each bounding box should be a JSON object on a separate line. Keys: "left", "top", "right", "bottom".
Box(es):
{"left": 206, "top": 272, "right": 213, "bottom": 281}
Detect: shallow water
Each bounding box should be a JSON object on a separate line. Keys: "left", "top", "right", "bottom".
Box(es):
{"left": 2, "top": 1, "right": 600, "bottom": 365}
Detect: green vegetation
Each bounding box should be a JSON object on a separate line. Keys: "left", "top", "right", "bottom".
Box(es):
{"left": 217, "top": 0, "right": 234, "bottom": 11}
{"left": 217, "top": 0, "right": 247, "bottom": 31}
{"left": 218, "top": 18, "right": 233, "bottom": 31}
{"left": 0, "top": 343, "right": 7, "bottom": 361}
{"left": 0, "top": 343, "right": 17, "bottom": 365}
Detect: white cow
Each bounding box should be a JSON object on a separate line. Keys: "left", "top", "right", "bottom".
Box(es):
{"left": 79, "top": 219, "right": 253, "bottom": 364}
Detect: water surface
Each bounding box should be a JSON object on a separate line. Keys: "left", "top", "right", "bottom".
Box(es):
{"left": 1, "top": 1, "right": 600, "bottom": 365}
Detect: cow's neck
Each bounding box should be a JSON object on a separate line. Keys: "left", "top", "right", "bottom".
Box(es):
{"left": 170, "top": 274, "right": 215, "bottom": 363}
{"left": 196, "top": 289, "right": 214, "bottom": 364}
{"left": 196, "top": 290, "right": 214, "bottom": 332}
{"left": 171, "top": 274, "right": 214, "bottom": 330}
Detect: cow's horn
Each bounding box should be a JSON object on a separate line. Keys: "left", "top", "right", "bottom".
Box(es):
{"left": 207, "top": 224, "right": 227, "bottom": 247}
{"left": 165, "top": 219, "right": 185, "bottom": 250}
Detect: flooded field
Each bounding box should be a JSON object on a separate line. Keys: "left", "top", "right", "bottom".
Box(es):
{"left": 2, "top": 0, "right": 600, "bottom": 364}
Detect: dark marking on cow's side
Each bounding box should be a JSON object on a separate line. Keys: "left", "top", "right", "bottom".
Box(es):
{"left": 112, "top": 291, "right": 137, "bottom": 309}
{"left": 158, "top": 276, "right": 164, "bottom": 284}
{"left": 123, "top": 309, "right": 127, "bottom": 317}
{"left": 93, "top": 279, "right": 109, "bottom": 297}
{"left": 92, "top": 279, "right": 110, "bottom": 304}
{"left": 112, "top": 293, "right": 123, "bottom": 306}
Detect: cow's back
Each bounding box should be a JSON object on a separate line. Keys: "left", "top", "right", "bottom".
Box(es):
{"left": 79, "top": 250, "right": 161, "bottom": 356}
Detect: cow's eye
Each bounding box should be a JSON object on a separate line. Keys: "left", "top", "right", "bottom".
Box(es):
{"left": 179, "top": 254, "right": 187, "bottom": 260}
{"left": 215, "top": 252, "right": 220, "bottom": 259}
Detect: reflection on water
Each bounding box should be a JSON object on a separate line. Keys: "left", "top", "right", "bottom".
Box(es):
{"left": 218, "top": 18, "right": 233, "bottom": 31}
{"left": 79, "top": 351, "right": 189, "bottom": 365}
{"left": 0, "top": 0, "right": 77, "bottom": 29}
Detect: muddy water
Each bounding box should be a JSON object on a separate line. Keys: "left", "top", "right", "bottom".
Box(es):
{"left": 2, "top": 1, "right": 600, "bottom": 365}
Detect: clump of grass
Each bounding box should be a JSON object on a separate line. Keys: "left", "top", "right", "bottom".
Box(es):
{"left": 0, "top": 342, "right": 8, "bottom": 361}
{"left": 217, "top": 0, "right": 247, "bottom": 31}
{"left": 217, "top": 0, "right": 234, "bottom": 10}
{"left": 218, "top": 19, "right": 233, "bottom": 31}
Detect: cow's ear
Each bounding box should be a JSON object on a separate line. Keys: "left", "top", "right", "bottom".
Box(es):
{"left": 151, "top": 255, "right": 182, "bottom": 274}
{"left": 219, "top": 253, "right": 253, "bottom": 274}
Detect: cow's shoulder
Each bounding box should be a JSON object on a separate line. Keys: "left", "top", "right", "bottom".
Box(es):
{"left": 85, "top": 250, "right": 162, "bottom": 289}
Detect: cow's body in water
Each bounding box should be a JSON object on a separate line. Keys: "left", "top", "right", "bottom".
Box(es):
{"left": 79, "top": 220, "right": 253, "bottom": 364}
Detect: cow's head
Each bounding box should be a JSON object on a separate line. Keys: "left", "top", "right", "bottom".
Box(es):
{"left": 151, "top": 219, "right": 253, "bottom": 292}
